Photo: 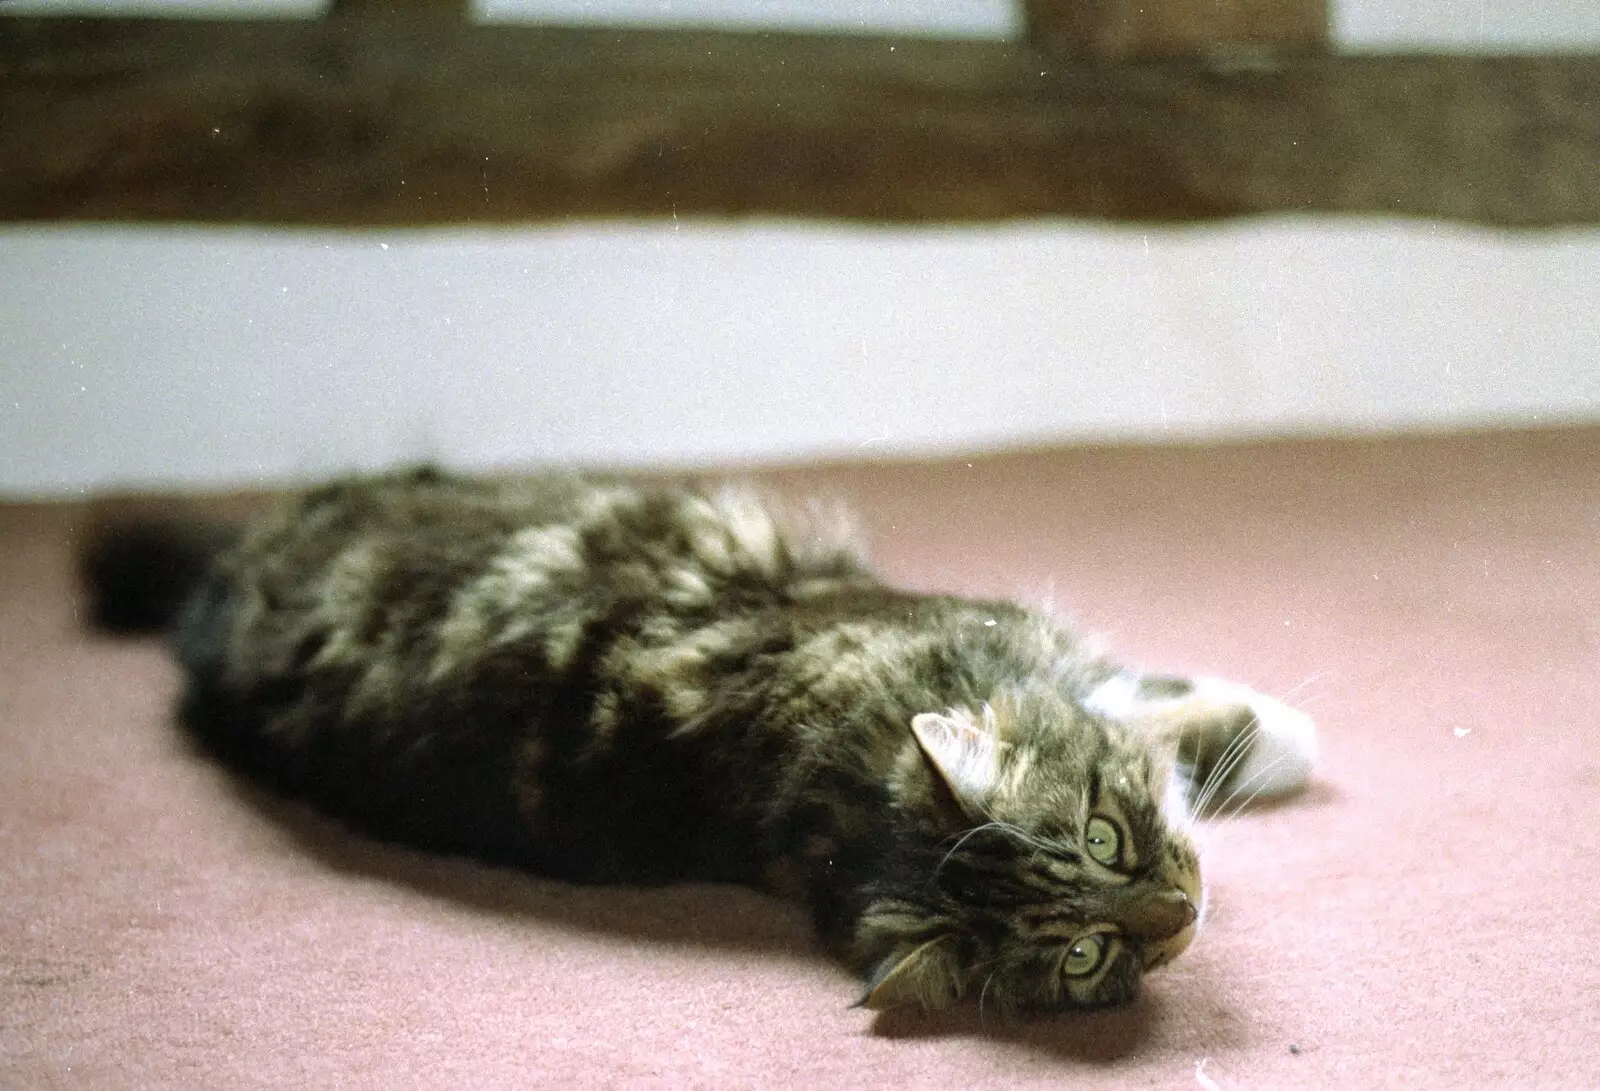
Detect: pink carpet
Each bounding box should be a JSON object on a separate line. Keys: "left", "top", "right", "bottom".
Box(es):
{"left": 4, "top": 428, "right": 1598, "bottom": 1088}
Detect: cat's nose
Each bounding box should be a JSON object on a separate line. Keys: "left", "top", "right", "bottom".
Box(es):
{"left": 1118, "top": 889, "right": 1197, "bottom": 941}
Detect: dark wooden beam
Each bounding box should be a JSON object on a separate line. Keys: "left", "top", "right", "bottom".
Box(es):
{"left": 1022, "top": 0, "right": 1328, "bottom": 59}
{"left": 327, "top": 0, "right": 471, "bottom": 18}
{"left": 2, "top": 16, "right": 1598, "bottom": 227}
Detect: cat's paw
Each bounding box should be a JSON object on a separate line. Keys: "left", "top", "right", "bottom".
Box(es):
{"left": 1188, "top": 677, "right": 1317, "bottom": 801}
{"left": 1084, "top": 671, "right": 1318, "bottom": 806}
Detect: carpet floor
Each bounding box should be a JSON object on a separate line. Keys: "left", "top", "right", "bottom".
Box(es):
{"left": 3, "top": 427, "right": 1597, "bottom": 1089}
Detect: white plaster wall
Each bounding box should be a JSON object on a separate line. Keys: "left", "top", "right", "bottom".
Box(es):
{"left": 5, "top": 221, "right": 1597, "bottom": 495}
{"left": 2, "top": 2, "right": 1599, "bottom": 496}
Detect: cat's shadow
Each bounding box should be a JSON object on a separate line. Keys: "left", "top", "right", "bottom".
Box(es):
{"left": 226, "top": 772, "right": 1245, "bottom": 1063}
{"left": 870, "top": 991, "right": 1170, "bottom": 1061}
{"left": 239, "top": 780, "right": 816, "bottom": 957}
{"left": 1200, "top": 778, "right": 1342, "bottom": 819}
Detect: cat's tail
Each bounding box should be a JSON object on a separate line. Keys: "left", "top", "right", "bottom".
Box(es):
{"left": 81, "top": 520, "right": 237, "bottom": 633}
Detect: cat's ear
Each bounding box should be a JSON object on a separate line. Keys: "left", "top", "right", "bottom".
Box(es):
{"left": 855, "top": 936, "right": 962, "bottom": 1011}
{"left": 911, "top": 708, "right": 1000, "bottom": 812}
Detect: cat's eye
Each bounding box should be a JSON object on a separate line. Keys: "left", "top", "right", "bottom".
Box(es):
{"left": 1085, "top": 815, "right": 1122, "bottom": 867}
{"left": 1063, "top": 934, "right": 1107, "bottom": 978}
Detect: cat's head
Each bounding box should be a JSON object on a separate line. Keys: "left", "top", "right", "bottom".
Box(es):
{"left": 858, "top": 692, "right": 1201, "bottom": 1014}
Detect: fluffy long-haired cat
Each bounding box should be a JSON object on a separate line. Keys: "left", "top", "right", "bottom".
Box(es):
{"left": 85, "top": 468, "right": 1315, "bottom": 1014}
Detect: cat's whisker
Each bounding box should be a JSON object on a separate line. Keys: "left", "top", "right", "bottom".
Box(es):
{"left": 1192, "top": 755, "right": 1266, "bottom": 854}
{"left": 1208, "top": 753, "right": 1286, "bottom": 830}
{"left": 930, "top": 821, "right": 1029, "bottom": 886}
{"left": 1276, "top": 670, "right": 1331, "bottom": 704}
{"left": 933, "top": 822, "right": 1001, "bottom": 863}
{"left": 1197, "top": 753, "right": 1294, "bottom": 852}
{"left": 1192, "top": 718, "right": 1262, "bottom": 816}
{"left": 1190, "top": 717, "right": 1259, "bottom": 814}
{"left": 993, "top": 819, "right": 1055, "bottom": 857}
{"left": 977, "top": 968, "right": 999, "bottom": 1031}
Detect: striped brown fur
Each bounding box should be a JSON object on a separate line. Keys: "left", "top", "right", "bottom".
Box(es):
{"left": 89, "top": 467, "right": 1302, "bottom": 1014}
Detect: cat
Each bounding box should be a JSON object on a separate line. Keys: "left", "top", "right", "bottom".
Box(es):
{"left": 84, "top": 467, "right": 1316, "bottom": 1015}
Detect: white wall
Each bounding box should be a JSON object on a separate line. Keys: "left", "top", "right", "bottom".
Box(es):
{"left": 5, "top": 221, "right": 1597, "bottom": 496}
{"left": 3, "top": 1, "right": 1599, "bottom": 497}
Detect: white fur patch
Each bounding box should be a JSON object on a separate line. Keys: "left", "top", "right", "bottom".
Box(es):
{"left": 1082, "top": 672, "right": 1142, "bottom": 719}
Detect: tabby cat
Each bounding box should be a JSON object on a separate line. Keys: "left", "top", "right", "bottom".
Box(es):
{"left": 86, "top": 468, "right": 1316, "bottom": 1014}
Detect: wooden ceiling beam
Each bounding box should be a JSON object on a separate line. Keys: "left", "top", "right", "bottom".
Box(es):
{"left": 2, "top": 15, "right": 1597, "bottom": 227}
{"left": 1022, "top": 0, "right": 1329, "bottom": 60}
